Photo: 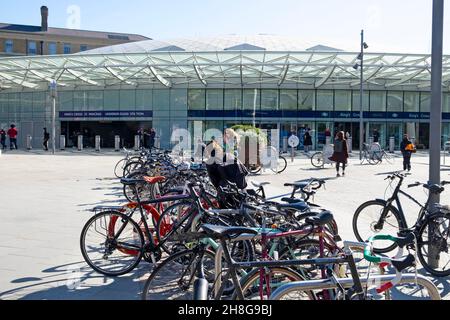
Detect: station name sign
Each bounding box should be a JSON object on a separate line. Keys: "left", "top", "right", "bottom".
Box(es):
{"left": 59, "top": 111, "right": 153, "bottom": 118}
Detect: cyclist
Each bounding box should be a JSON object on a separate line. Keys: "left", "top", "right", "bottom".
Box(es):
{"left": 400, "top": 134, "right": 415, "bottom": 172}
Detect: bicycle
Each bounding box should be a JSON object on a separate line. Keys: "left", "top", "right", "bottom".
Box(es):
{"left": 310, "top": 144, "right": 334, "bottom": 169}
{"left": 352, "top": 171, "right": 450, "bottom": 276}
{"left": 270, "top": 234, "right": 440, "bottom": 300}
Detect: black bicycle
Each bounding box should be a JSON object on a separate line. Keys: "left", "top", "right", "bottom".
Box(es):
{"left": 352, "top": 172, "right": 450, "bottom": 276}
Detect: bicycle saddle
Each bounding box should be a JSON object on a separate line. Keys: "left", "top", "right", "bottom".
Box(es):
{"left": 200, "top": 224, "right": 258, "bottom": 239}
{"left": 305, "top": 211, "right": 334, "bottom": 226}
{"left": 277, "top": 201, "right": 309, "bottom": 212}
{"left": 284, "top": 181, "right": 309, "bottom": 189}
{"left": 143, "top": 176, "right": 166, "bottom": 184}
{"left": 120, "top": 178, "right": 145, "bottom": 186}
{"left": 251, "top": 181, "right": 271, "bottom": 188}
{"left": 280, "top": 197, "right": 303, "bottom": 204}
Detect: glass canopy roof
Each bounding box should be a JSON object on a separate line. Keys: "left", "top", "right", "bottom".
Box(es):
{"left": 0, "top": 49, "right": 447, "bottom": 91}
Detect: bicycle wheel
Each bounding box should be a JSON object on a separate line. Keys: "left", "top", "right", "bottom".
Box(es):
{"left": 141, "top": 248, "right": 216, "bottom": 300}
{"left": 417, "top": 212, "right": 450, "bottom": 277}
{"left": 123, "top": 161, "right": 143, "bottom": 177}
{"left": 230, "top": 267, "right": 308, "bottom": 300}
{"left": 114, "top": 158, "right": 127, "bottom": 178}
{"left": 271, "top": 156, "right": 288, "bottom": 174}
{"left": 80, "top": 211, "right": 144, "bottom": 276}
{"left": 352, "top": 200, "right": 402, "bottom": 253}
{"left": 248, "top": 164, "right": 262, "bottom": 175}
{"left": 311, "top": 152, "right": 324, "bottom": 168}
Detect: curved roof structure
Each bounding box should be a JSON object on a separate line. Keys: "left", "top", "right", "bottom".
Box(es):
{"left": 0, "top": 35, "right": 447, "bottom": 91}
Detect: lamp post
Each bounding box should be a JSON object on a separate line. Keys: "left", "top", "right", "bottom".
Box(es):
{"left": 49, "top": 80, "right": 57, "bottom": 155}
{"left": 353, "top": 30, "right": 368, "bottom": 160}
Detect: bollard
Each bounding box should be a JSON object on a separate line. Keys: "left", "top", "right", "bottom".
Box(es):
{"left": 325, "top": 137, "right": 331, "bottom": 146}
{"left": 389, "top": 137, "right": 395, "bottom": 153}
{"left": 411, "top": 137, "right": 416, "bottom": 146}
{"left": 347, "top": 137, "right": 353, "bottom": 153}
{"left": 369, "top": 137, "right": 374, "bottom": 145}
{"left": 78, "top": 135, "right": 83, "bottom": 151}
{"left": 134, "top": 135, "right": 140, "bottom": 151}
{"left": 60, "top": 135, "right": 66, "bottom": 150}
{"left": 26, "top": 135, "right": 33, "bottom": 150}
{"left": 283, "top": 137, "right": 288, "bottom": 153}
{"left": 113, "top": 136, "right": 120, "bottom": 151}
{"left": 95, "top": 135, "right": 101, "bottom": 152}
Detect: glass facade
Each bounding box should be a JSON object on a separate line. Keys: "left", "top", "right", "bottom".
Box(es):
{"left": 1, "top": 87, "right": 449, "bottom": 150}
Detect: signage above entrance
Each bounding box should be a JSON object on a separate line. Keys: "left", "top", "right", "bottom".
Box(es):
{"left": 59, "top": 111, "right": 153, "bottom": 118}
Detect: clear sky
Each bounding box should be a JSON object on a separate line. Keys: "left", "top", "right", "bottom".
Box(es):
{"left": 1, "top": 0, "right": 449, "bottom": 54}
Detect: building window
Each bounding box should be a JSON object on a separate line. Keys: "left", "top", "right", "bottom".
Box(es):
{"left": 352, "top": 91, "right": 369, "bottom": 111}
{"left": 280, "top": 90, "right": 297, "bottom": 110}
{"left": 370, "top": 91, "right": 387, "bottom": 112}
{"left": 387, "top": 91, "right": 403, "bottom": 112}
{"left": 224, "top": 89, "right": 242, "bottom": 111}
{"left": 404, "top": 92, "right": 419, "bottom": 112}
{"left": 316, "top": 90, "right": 334, "bottom": 111}
{"left": 80, "top": 45, "right": 88, "bottom": 52}
{"left": 48, "top": 42, "right": 57, "bottom": 55}
{"left": 206, "top": 89, "right": 223, "bottom": 110}
{"left": 243, "top": 89, "right": 260, "bottom": 110}
{"left": 4, "top": 40, "right": 13, "bottom": 53}
{"left": 298, "top": 90, "right": 315, "bottom": 111}
{"left": 63, "top": 43, "right": 71, "bottom": 54}
{"left": 420, "top": 92, "right": 431, "bottom": 113}
{"left": 188, "top": 89, "right": 205, "bottom": 110}
{"left": 261, "top": 89, "right": 279, "bottom": 110}
{"left": 28, "top": 41, "right": 37, "bottom": 55}
{"left": 334, "top": 90, "right": 352, "bottom": 111}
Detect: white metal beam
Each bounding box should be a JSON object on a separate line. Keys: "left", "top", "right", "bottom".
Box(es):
{"left": 148, "top": 66, "right": 172, "bottom": 87}
{"left": 66, "top": 68, "right": 100, "bottom": 86}
{"left": 314, "top": 65, "right": 336, "bottom": 88}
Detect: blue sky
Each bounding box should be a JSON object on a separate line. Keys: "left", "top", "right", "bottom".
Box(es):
{"left": 1, "top": 0, "right": 449, "bottom": 53}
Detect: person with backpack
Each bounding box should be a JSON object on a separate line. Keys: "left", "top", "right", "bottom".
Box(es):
{"left": 303, "top": 128, "right": 313, "bottom": 153}
{"left": 400, "top": 134, "right": 415, "bottom": 172}
{"left": 43, "top": 128, "right": 50, "bottom": 151}
{"left": 329, "top": 131, "right": 349, "bottom": 177}
{"left": 7, "top": 124, "right": 18, "bottom": 150}
{"left": 0, "top": 128, "right": 6, "bottom": 150}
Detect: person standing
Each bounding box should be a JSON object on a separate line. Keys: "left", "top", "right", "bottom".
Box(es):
{"left": 43, "top": 128, "right": 50, "bottom": 151}
{"left": 7, "top": 124, "right": 18, "bottom": 150}
{"left": 373, "top": 129, "right": 380, "bottom": 143}
{"left": 0, "top": 128, "right": 6, "bottom": 150}
{"left": 400, "top": 134, "right": 415, "bottom": 172}
{"left": 329, "top": 131, "right": 349, "bottom": 177}
{"left": 148, "top": 128, "right": 156, "bottom": 150}
{"left": 303, "top": 128, "right": 313, "bottom": 153}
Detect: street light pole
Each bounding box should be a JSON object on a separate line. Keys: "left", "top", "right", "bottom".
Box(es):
{"left": 359, "top": 30, "right": 364, "bottom": 161}
{"left": 428, "top": 0, "right": 444, "bottom": 269}
{"left": 49, "top": 80, "right": 57, "bottom": 155}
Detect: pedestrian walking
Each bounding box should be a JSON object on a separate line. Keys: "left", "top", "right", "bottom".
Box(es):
{"left": 7, "top": 124, "right": 18, "bottom": 150}
{"left": 329, "top": 131, "right": 349, "bottom": 177}
{"left": 43, "top": 128, "right": 50, "bottom": 151}
{"left": 0, "top": 128, "right": 6, "bottom": 150}
{"left": 400, "top": 134, "right": 415, "bottom": 172}
{"left": 303, "top": 128, "right": 312, "bottom": 153}
{"left": 373, "top": 129, "right": 380, "bottom": 143}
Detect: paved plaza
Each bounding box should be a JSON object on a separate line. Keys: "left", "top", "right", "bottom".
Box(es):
{"left": 0, "top": 149, "right": 450, "bottom": 300}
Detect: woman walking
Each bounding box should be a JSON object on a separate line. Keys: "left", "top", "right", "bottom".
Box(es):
{"left": 303, "top": 128, "right": 313, "bottom": 153}
{"left": 329, "top": 131, "right": 349, "bottom": 177}
{"left": 400, "top": 134, "right": 415, "bottom": 172}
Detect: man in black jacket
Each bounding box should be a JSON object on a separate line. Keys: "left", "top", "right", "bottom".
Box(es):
{"left": 400, "top": 134, "right": 413, "bottom": 171}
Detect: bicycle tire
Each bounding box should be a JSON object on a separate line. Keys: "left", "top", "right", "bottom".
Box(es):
{"left": 271, "top": 156, "right": 288, "bottom": 174}
{"left": 80, "top": 211, "right": 144, "bottom": 276}
{"left": 352, "top": 200, "right": 402, "bottom": 253}
{"left": 248, "top": 164, "right": 262, "bottom": 175}
{"left": 114, "top": 158, "right": 127, "bottom": 178}
{"left": 311, "top": 152, "right": 324, "bottom": 168}
{"left": 230, "top": 266, "right": 308, "bottom": 300}
{"left": 141, "top": 248, "right": 216, "bottom": 300}
{"left": 417, "top": 212, "right": 450, "bottom": 277}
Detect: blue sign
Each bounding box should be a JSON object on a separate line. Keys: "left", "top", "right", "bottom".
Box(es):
{"left": 59, "top": 111, "right": 153, "bottom": 118}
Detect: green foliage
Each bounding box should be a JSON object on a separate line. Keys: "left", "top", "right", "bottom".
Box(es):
{"left": 231, "top": 124, "right": 268, "bottom": 145}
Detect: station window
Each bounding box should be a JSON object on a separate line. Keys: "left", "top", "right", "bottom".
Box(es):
{"left": 280, "top": 90, "right": 297, "bottom": 110}
{"left": 420, "top": 92, "right": 430, "bottom": 113}
{"left": 261, "top": 89, "right": 279, "bottom": 110}
{"left": 443, "top": 93, "right": 450, "bottom": 113}
{"left": 370, "top": 91, "right": 387, "bottom": 112}
{"left": 334, "top": 90, "right": 352, "bottom": 111}
{"left": 298, "top": 90, "right": 315, "bottom": 111}
{"left": 316, "top": 90, "right": 334, "bottom": 111}
{"left": 404, "top": 92, "right": 419, "bottom": 112}
{"left": 387, "top": 91, "right": 403, "bottom": 112}
{"left": 188, "top": 89, "right": 205, "bottom": 110}
{"left": 243, "top": 89, "right": 260, "bottom": 110}
{"left": 206, "top": 89, "right": 223, "bottom": 110}
{"left": 352, "top": 91, "right": 369, "bottom": 111}
{"left": 224, "top": 89, "right": 242, "bottom": 110}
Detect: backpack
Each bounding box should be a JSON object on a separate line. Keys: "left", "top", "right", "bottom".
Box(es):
{"left": 405, "top": 143, "right": 416, "bottom": 153}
